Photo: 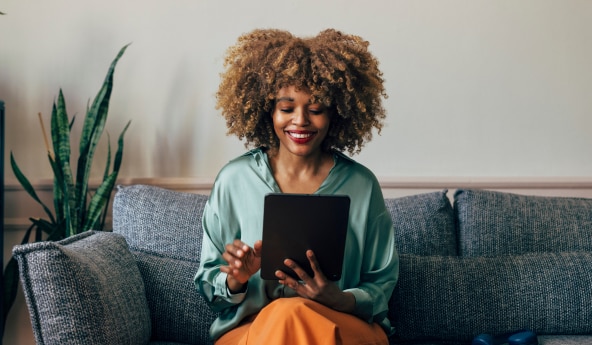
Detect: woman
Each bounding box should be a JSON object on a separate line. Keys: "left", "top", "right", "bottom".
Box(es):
{"left": 195, "top": 28, "right": 399, "bottom": 345}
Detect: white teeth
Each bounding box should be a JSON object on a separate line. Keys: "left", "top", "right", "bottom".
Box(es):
{"left": 289, "top": 132, "right": 313, "bottom": 139}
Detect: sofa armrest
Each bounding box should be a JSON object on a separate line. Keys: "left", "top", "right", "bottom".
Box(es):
{"left": 13, "top": 231, "right": 152, "bottom": 345}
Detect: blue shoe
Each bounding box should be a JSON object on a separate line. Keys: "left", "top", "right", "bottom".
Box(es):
{"left": 508, "top": 330, "right": 538, "bottom": 345}
{"left": 471, "top": 330, "right": 538, "bottom": 345}
{"left": 472, "top": 333, "right": 495, "bottom": 345}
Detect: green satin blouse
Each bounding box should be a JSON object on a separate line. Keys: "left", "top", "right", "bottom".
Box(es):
{"left": 194, "top": 148, "right": 399, "bottom": 340}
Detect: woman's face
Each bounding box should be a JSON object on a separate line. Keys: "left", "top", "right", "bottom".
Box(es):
{"left": 272, "top": 86, "right": 331, "bottom": 158}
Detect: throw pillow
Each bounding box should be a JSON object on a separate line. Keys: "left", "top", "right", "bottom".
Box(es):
{"left": 385, "top": 190, "right": 457, "bottom": 255}
{"left": 454, "top": 189, "right": 592, "bottom": 256}
{"left": 13, "top": 231, "right": 151, "bottom": 345}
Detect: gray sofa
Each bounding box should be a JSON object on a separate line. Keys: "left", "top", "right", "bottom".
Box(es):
{"left": 13, "top": 184, "right": 592, "bottom": 345}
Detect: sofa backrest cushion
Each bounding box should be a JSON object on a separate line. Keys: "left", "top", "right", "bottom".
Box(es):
{"left": 385, "top": 190, "right": 457, "bottom": 255}
{"left": 113, "top": 184, "right": 216, "bottom": 344}
{"left": 132, "top": 251, "right": 217, "bottom": 344}
{"left": 13, "top": 231, "right": 152, "bottom": 345}
{"left": 389, "top": 251, "right": 592, "bottom": 342}
{"left": 113, "top": 184, "right": 209, "bottom": 261}
{"left": 455, "top": 189, "right": 592, "bottom": 256}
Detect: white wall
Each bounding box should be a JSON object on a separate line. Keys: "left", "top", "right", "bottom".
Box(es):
{"left": 2, "top": 1, "right": 592, "bottom": 344}
{"left": 2, "top": 0, "right": 592, "bottom": 183}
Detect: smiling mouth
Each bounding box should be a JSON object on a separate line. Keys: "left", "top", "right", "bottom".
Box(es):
{"left": 287, "top": 131, "right": 315, "bottom": 139}
{"left": 286, "top": 131, "right": 317, "bottom": 143}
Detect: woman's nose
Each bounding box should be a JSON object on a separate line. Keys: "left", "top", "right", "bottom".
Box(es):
{"left": 292, "top": 109, "right": 310, "bottom": 126}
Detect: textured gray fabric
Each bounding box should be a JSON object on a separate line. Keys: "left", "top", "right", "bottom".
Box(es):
{"left": 15, "top": 184, "right": 592, "bottom": 344}
{"left": 113, "top": 184, "right": 215, "bottom": 344}
{"left": 105, "top": 185, "right": 592, "bottom": 344}
{"left": 113, "top": 184, "right": 209, "bottom": 261}
{"left": 538, "top": 335, "right": 592, "bottom": 344}
{"left": 133, "top": 251, "right": 216, "bottom": 345}
{"left": 385, "top": 190, "right": 457, "bottom": 255}
{"left": 455, "top": 189, "right": 592, "bottom": 256}
{"left": 390, "top": 252, "right": 592, "bottom": 343}
{"left": 13, "top": 231, "right": 151, "bottom": 345}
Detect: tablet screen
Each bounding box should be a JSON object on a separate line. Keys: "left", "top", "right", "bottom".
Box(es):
{"left": 260, "top": 193, "right": 350, "bottom": 281}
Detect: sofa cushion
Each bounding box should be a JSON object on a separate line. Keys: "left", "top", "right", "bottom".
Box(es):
{"left": 454, "top": 189, "right": 592, "bottom": 256}
{"left": 134, "top": 251, "right": 217, "bottom": 344}
{"left": 385, "top": 190, "right": 457, "bottom": 255}
{"left": 13, "top": 231, "right": 151, "bottom": 345}
{"left": 389, "top": 252, "right": 592, "bottom": 343}
{"left": 113, "top": 184, "right": 216, "bottom": 344}
{"left": 113, "top": 184, "right": 209, "bottom": 261}
{"left": 537, "top": 336, "right": 592, "bottom": 345}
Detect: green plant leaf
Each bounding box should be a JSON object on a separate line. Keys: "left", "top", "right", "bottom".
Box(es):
{"left": 52, "top": 91, "right": 76, "bottom": 237}
{"left": 103, "top": 132, "right": 112, "bottom": 182}
{"left": 103, "top": 120, "right": 131, "bottom": 228}
{"left": 99, "top": 134, "right": 113, "bottom": 229}
{"left": 69, "top": 115, "right": 76, "bottom": 130}
{"left": 31, "top": 217, "right": 64, "bottom": 241}
{"left": 49, "top": 154, "right": 65, "bottom": 226}
{"left": 113, "top": 120, "right": 131, "bottom": 172}
{"left": 80, "top": 44, "right": 129, "bottom": 157}
{"left": 85, "top": 120, "right": 130, "bottom": 230}
{"left": 84, "top": 171, "right": 117, "bottom": 230}
{"left": 75, "top": 44, "right": 130, "bottom": 231}
{"left": 10, "top": 153, "right": 56, "bottom": 223}
{"left": 21, "top": 222, "right": 37, "bottom": 244}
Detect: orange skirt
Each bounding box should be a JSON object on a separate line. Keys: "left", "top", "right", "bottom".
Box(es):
{"left": 215, "top": 297, "right": 388, "bottom": 345}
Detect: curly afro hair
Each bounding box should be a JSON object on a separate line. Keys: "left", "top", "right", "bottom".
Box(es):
{"left": 216, "top": 28, "right": 388, "bottom": 155}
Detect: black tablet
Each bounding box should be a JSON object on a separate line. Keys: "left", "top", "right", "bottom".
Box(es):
{"left": 260, "top": 193, "right": 350, "bottom": 281}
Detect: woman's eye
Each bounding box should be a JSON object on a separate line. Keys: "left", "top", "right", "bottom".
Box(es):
{"left": 309, "top": 109, "right": 324, "bottom": 115}
{"left": 280, "top": 108, "right": 293, "bottom": 113}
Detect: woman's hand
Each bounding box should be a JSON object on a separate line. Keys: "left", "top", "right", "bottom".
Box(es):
{"left": 221, "top": 239, "right": 262, "bottom": 293}
{"left": 275, "top": 249, "right": 356, "bottom": 313}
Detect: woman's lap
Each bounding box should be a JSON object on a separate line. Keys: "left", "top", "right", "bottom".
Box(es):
{"left": 215, "top": 297, "right": 388, "bottom": 345}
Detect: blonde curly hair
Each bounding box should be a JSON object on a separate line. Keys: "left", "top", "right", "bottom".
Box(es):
{"left": 216, "top": 28, "right": 387, "bottom": 155}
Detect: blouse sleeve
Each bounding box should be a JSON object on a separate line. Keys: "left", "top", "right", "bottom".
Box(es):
{"left": 344, "top": 182, "right": 399, "bottom": 326}
{"left": 345, "top": 211, "right": 399, "bottom": 322}
{"left": 194, "top": 184, "right": 248, "bottom": 312}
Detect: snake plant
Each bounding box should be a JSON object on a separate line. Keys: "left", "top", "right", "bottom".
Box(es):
{"left": 2, "top": 44, "right": 131, "bottom": 333}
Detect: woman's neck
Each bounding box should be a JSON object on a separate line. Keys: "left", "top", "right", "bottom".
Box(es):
{"left": 267, "top": 149, "right": 334, "bottom": 194}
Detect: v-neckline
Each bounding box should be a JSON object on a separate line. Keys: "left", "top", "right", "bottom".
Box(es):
{"left": 259, "top": 149, "right": 338, "bottom": 194}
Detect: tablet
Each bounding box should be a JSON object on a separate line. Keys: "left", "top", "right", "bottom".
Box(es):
{"left": 260, "top": 193, "right": 350, "bottom": 281}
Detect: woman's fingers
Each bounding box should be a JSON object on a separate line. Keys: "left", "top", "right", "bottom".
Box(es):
{"left": 275, "top": 269, "right": 299, "bottom": 290}
{"left": 278, "top": 250, "right": 327, "bottom": 284}
{"left": 305, "top": 250, "right": 327, "bottom": 281}
{"left": 225, "top": 240, "right": 248, "bottom": 257}
{"left": 222, "top": 252, "right": 242, "bottom": 269}
{"left": 253, "top": 240, "right": 263, "bottom": 256}
{"left": 282, "top": 258, "right": 311, "bottom": 281}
